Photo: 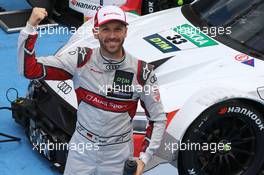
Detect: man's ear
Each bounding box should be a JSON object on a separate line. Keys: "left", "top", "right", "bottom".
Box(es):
{"left": 93, "top": 28, "right": 99, "bottom": 39}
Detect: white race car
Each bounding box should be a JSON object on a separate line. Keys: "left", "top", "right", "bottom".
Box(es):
{"left": 13, "top": 0, "right": 264, "bottom": 174}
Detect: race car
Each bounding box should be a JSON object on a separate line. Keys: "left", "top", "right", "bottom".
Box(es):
{"left": 12, "top": 0, "right": 264, "bottom": 174}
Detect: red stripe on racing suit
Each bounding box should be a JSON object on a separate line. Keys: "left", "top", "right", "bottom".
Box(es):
{"left": 141, "top": 121, "right": 154, "bottom": 152}
{"left": 23, "top": 34, "right": 73, "bottom": 80}
{"left": 75, "top": 87, "right": 138, "bottom": 117}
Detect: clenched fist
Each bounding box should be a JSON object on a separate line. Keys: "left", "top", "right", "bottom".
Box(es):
{"left": 28, "top": 7, "right": 48, "bottom": 27}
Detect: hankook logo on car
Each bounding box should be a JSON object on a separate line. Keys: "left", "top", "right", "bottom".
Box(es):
{"left": 71, "top": 1, "right": 100, "bottom": 10}
{"left": 220, "top": 106, "right": 264, "bottom": 131}
{"left": 69, "top": 0, "right": 101, "bottom": 15}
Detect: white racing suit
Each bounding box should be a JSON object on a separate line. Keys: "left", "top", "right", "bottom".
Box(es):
{"left": 18, "top": 23, "right": 167, "bottom": 175}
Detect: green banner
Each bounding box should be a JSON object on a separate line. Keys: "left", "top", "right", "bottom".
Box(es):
{"left": 174, "top": 24, "right": 218, "bottom": 47}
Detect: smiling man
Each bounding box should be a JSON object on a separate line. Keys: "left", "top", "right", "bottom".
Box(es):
{"left": 17, "top": 5, "right": 167, "bottom": 175}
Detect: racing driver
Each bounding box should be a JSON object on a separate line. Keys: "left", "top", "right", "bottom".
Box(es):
{"left": 17, "top": 5, "right": 167, "bottom": 175}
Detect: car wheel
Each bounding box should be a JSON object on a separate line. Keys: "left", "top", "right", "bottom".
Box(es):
{"left": 178, "top": 100, "right": 264, "bottom": 175}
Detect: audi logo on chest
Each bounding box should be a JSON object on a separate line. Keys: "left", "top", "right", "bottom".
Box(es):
{"left": 105, "top": 64, "right": 120, "bottom": 70}
{"left": 57, "top": 81, "right": 72, "bottom": 94}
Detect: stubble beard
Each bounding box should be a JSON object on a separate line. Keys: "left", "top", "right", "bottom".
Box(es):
{"left": 99, "top": 38, "right": 125, "bottom": 57}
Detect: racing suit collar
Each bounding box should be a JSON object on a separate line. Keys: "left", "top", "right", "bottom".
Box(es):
{"left": 99, "top": 47, "right": 126, "bottom": 64}
{"left": 98, "top": 48, "right": 126, "bottom": 71}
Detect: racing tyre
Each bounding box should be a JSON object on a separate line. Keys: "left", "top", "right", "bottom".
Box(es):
{"left": 178, "top": 100, "right": 264, "bottom": 175}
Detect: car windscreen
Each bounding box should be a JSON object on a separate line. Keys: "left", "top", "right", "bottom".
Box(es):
{"left": 191, "top": 0, "right": 264, "bottom": 57}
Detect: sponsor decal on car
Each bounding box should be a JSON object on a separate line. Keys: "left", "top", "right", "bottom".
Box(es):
{"left": 144, "top": 34, "right": 180, "bottom": 53}
{"left": 174, "top": 24, "right": 218, "bottom": 47}
{"left": 57, "top": 81, "right": 72, "bottom": 94}
{"left": 69, "top": 0, "right": 101, "bottom": 16}
{"left": 218, "top": 106, "right": 264, "bottom": 131}
{"left": 144, "top": 29, "right": 196, "bottom": 53}
{"left": 158, "top": 30, "right": 197, "bottom": 50}
{"left": 235, "top": 53, "right": 249, "bottom": 61}
{"left": 234, "top": 53, "right": 255, "bottom": 67}
{"left": 144, "top": 24, "right": 218, "bottom": 53}
{"left": 242, "top": 59, "right": 255, "bottom": 67}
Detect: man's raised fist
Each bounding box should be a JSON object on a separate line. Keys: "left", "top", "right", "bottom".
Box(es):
{"left": 28, "top": 7, "right": 48, "bottom": 27}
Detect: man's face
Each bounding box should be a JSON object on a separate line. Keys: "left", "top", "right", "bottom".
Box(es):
{"left": 96, "top": 21, "right": 127, "bottom": 56}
